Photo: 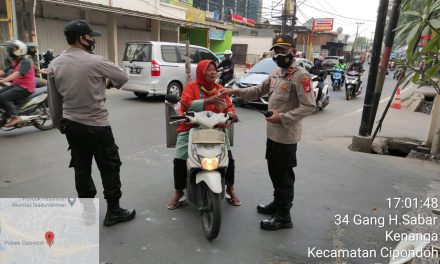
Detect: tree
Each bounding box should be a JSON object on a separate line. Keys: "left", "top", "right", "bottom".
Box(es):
{"left": 354, "top": 36, "right": 367, "bottom": 51}
{"left": 396, "top": 0, "right": 440, "bottom": 93}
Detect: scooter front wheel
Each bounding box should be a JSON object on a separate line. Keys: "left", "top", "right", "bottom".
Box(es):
{"left": 200, "top": 183, "right": 222, "bottom": 240}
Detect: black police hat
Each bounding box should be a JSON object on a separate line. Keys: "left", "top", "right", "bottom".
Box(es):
{"left": 64, "top": 20, "right": 102, "bottom": 37}
{"left": 270, "top": 34, "right": 295, "bottom": 50}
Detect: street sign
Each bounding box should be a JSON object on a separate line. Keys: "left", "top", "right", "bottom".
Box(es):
{"left": 313, "top": 18, "right": 334, "bottom": 32}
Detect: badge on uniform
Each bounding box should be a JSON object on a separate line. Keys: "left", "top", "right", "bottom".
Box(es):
{"left": 301, "top": 76, "right": 311, "bottom": 93}
{"left": 280, "top": 81, "right": 289, "bottom": 90}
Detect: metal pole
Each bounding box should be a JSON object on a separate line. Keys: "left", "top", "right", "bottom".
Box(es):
{"left": 358, "top": 0, "right": 389, "bottom": 137}
{"left": 11, "top": 0, "right": 18, "bottom": 39}
{"left": 291, "top": 0, "right": 296, "bottom": 44}
{"left": 367, "top": 0, "right": 402, "bottom": 134}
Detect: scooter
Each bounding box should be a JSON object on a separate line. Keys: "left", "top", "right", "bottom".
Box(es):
{"left": 312, "top": 75, "right": 330, "bottom": 111}
{"left": 345, "top": 71, "right": 361, "bottom": 101}
{"left": 0, "top": 80, "right": 53, "bottom": 131}
{"left": 332, "top": 68, "right": 345, "bottom": 91}
{"left": 165, "top": 95, "right": 232, "bottom": 240}
{"left": 216, "top": 67, "right": 238, "bottom": 88}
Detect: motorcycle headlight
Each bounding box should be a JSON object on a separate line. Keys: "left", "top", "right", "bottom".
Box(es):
{"left": 201, "top": 157, "right": 219, "bottom": 171}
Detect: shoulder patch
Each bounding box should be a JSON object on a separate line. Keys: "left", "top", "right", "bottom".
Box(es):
{"left": 301, "top": 76, "right": 311, "bottom": 93}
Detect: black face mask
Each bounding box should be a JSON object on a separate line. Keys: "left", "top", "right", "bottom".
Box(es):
{"left": 272, "top": 53, "right": 294, "bottom": 68}
{"left": 80, "top": 37, "right": 96, "bottom": 52}
{"left": 29, "top": 51, "right": 37, "bottom": 56}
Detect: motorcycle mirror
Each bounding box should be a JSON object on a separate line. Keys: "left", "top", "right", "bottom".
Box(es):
{"left": 165, "top": 94, "right": 180, "bottom": 104}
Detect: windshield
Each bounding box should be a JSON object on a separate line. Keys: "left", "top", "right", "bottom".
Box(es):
{"left": 323, "top": 58, "right": 339, "bottom": 65}
{"left": 123, "top": 43, "right": 152, "bottom": 62}
{"left": 249, "top": 59, "right": 277, "bottom": 74}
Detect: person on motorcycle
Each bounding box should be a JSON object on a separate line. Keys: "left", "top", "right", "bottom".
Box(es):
{"left": 309, "top": 57, "right": 327, "bottom": 106}
{"left": 347, "top": 55, "right": 364, "bottom": 89}
{"left": 217, "top": 50, "right": 234, "bottom": 86}
{"left": 332, "top": 58, "right": 347, "bottom": 84}
{"left": 26, "top": 42, "right": 47, "bottom": 87}
{"left": 0, "top": 40, "right": 35, "bottom": 127}
{"left": 167, "top": 59, "right": 241, "bottom": 210}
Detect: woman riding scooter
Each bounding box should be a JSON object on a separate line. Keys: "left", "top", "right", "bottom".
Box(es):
{"left": 0, "top": 40, "right": 35, "bottom": 127}
{"left": 167, "top": 59, "right": 241, "bottom": 209}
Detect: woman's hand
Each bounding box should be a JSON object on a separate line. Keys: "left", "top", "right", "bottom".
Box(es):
{"left": 204, "top": 94, "right": 226, "bottom": 106}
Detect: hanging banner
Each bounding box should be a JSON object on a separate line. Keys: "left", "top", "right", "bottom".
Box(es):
{"left": 209, "top": 29, "right": 225, "bottom": 40}
{"left": 313, "top": 18, "right": 334, "bottom": 32}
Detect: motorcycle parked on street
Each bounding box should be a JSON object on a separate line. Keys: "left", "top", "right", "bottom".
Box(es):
{"left": 165, "top": 95, "right": 233, "bottom": 240}
{"left": 0, "top": 80, "right": 52, "bottom": 131}
{"left": 331, "top": 68, "right": 345, "bottom": 91}
{"left": 345, "top": 71, "right": 362, "bottom": 101}
{"left": 312, "top": 75, "right": 330, "bottom": 111}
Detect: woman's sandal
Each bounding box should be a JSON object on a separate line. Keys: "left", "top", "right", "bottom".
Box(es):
{"left": 166, "top": 195, "right": 186, "bottom": 210}
{"left": 226, "top": 197, "right": 242, "bottom": 206}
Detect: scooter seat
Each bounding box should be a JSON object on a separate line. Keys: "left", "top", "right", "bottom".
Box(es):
{"left": 14, "top": 86, "right": 47, "bottom": 105}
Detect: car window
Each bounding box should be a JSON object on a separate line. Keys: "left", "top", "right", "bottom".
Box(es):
{"left": 123, "top": 43, "right": 151, "bottom": 62}
{"left": 161, "top": 46, "right": 179, "bottom": 63}
{"left": 249, "top": 59, "right": 277, "bottom": 74}
{"left": 199, "top": 49, "right": 218, "bottom": 63}
{"left": 178, "top": 47, "right": 199, "bottom": 63}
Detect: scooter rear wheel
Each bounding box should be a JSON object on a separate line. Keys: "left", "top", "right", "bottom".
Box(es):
{"left": 34, "top": 102, "right": 53, "bottom": 130}
{"left": 200, "top": 183, "right": 222, "bottom": 240}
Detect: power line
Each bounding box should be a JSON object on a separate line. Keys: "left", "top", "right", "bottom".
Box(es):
{"left": 301, "top": 2, "right": 376, "bottom": 22}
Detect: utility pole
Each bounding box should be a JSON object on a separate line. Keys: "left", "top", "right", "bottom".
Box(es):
{"left": 282, "top": 0, "right": 289, "bottom": 34}
{"left": 352, "top": 0, "right": 389, "bottom": 152}
{"left": 368, "top": 0, "right": 403, "bottom": 135}
{"left": 16, "top": 0, "right": 37, "bottom": 42}
{"left": 350, "top": 22, "right": 364, "bottom": 60}
{"left": 291, "top": 0, "right": 297, "bottom": 43}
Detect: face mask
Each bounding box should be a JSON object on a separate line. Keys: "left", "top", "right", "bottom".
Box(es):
{"left": 80, "top": 37, "right": 96, "bottom": 52}
{"left": 272, "top": 52, "right": 294, "bottom": 68}
{"left": 8, "top": 50, "right": 17, "bottom": 59}
{"left": 29, "top": 50, "right": 37, "bottom": 56}
{"left": 354, "top": 60, "right": 360, "bottom": 64}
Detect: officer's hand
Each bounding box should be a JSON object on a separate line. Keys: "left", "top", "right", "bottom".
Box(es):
{"left": 266, "top": 110, "right": 281, "bottom": 124}
{"left": 219, "top": 88, "right": 239, "bottom": 96}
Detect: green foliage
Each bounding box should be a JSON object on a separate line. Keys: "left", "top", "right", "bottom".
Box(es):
{"left": 396, "top": 0, "right": 440, "bottom": 93}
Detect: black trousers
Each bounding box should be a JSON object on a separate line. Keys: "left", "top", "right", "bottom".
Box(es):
{"left": 174, "top": 150, "right": 235, "bottom": 191}
{"left": 0, "top": 85, "right": 31, "bottom": 117}
{"left": 265, "top": 138, "right": 297, "bottom": 207}
{"left": 220, "top": 72, "right": 233, "bottom": 86}
{"left": 64, "top": 120, "right": 122, "bottom": 203}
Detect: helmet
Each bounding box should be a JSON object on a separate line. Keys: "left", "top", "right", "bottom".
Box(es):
{"left": 2, "top": 40, "right": 27, "bottom": 56}
{"left": 25, "top": 42, "right": 38, "bottom": 55}
{"left": 224, "top": 50, "right": 232, "bottom": 58}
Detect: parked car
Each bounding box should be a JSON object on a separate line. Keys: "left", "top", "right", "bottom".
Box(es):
{"left": 232, "top": 58, "right": 313, "bottom": 107}
{"left": 322, "top": 56, "right": 340, "bottom": 75}
{"left": 121, "top": 41, "right": 220, "bottom": 98}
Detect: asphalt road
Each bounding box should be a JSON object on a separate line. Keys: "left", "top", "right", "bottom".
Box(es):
{"left": 1, "top": 70, "right": 439, "bottom": 264}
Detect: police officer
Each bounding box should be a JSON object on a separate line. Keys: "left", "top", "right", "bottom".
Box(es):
{"left": 220, "top": 35, "right": 316, "bottom": 230}
{"left": 47, "top": 20, "right": 136, "bottom": 226}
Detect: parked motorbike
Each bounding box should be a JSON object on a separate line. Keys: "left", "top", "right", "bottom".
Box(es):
{"left": 165, "top": 94, "right": 232, "bottom": 240}
{"left": 345, "top": 71, "right": 362, "bottom": 101}
{"left": 312, "top": 75, "right": 330, "bottom": 111}
{"left": 0, "top": 81, "right": 53, "bottom": 131}
{"left": 331, "top": 68, "right": 345, "bottom": 91}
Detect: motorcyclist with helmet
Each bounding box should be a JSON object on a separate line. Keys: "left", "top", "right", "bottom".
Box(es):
{"left": 0, "top": 40, "right": 35, "bottom": 127}
{"left": 347, "top": 55, "right": 365, "bottom": 89}
{"left": 217, "top": 50, "right": 235, "bottom": 86}
{"left": 332, "top": 58, "right": 347, "bottom": 84}
{"left": 309, "top": 57, "right": 327, "bottom": 106}
{"left": 26, "top": 42, "right": 47, "bottom": 87}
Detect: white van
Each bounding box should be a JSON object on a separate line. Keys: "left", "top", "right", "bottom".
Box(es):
{"left": 120, "top": 41, "right": 220, "bottom": 98}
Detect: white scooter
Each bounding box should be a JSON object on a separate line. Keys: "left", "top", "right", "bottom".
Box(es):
{"left": 312, "top": 75, "right": 330, "bottom": 111}
{"left": 166, "top": 95, "right": 232, "bottom": 240}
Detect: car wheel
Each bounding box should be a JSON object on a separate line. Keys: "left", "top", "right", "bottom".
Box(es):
{"left": 167, "top": 81, "right": 182, "bottom": 97}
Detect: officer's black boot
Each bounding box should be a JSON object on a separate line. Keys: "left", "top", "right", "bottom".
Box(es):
{"left": 103, "top": 199, "right": 136, "bottom": 226}
{"left": 260, "top": 205, "right": 293, "bottom": 231}
{"left": 256, "top": 201, "right": 279, "bottom": 215}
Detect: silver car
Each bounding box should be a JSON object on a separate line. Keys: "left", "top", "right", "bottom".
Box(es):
{"left": 121, "top": 41, "right": 220, "bottom": 98}
{"left": 233, "top": 58, "right": 313, "bottom": 106}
